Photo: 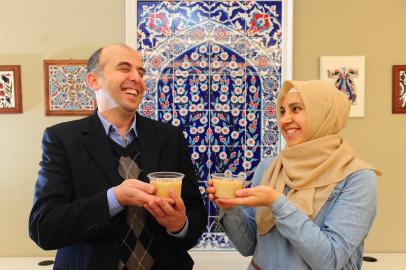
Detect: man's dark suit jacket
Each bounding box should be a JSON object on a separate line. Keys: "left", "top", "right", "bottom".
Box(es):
{"left": 29, "top": 112, "right": 207, "bottom": 270}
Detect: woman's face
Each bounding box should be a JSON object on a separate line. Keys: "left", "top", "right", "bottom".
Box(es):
{"left": 278, "top": 92, "right": 308, "bottom": 147}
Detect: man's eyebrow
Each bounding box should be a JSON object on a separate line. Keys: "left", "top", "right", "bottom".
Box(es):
{"left": 117, "top": 61, "right": 132, "bottom": 68}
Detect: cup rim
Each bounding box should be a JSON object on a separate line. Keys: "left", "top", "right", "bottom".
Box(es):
{"left": 147, "top": 171, "right": 185, "bottom": 180}
{"left": 211, "top": 172, "right": 245, "bottom": 180}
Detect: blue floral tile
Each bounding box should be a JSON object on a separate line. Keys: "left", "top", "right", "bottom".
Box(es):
{"left": 210, "top": 111, "right": 246, "bottom": 146}
{"left": 261, "top": 74, "right": 280, "bottom": 98}
{"left": 169, "top": 24, "right": 211, "bottom": 57}
{"left": 139, "top": 94, "right": 157, "bottom": 120}
{"left": 190, "top": 146, "right": 211, "bottom": 182}
{"left": 173, "top": 110, "right": 210, "bottom": 146}
{"left": 245, "top": 146, "right": 262, "bottom": 182}
{"left": 172, "top": 75, "right": 209, "bottom": 110}
{"left": 173, "top": 43, "right": 210, "bottom": 75}
{"left": 195, "top": 232, "right": 235, "bottom": 249}
{"left": 143, "top": 47, "right": 173, "bottom": 72}
{"left": 157, "top": 110, "right": 174, "bottom": 124}
{"left": 263, "top": 95, "right": 278, "bottom": 121}
{"left": 168, "top": 36, "right": 189, "bottom": 61}
{"left": 171, "top": 1, "right": 210, "bottom": 34}
{"left": 246, "top": 72, "right": 262, "bottom": 110}
{"left": 210, "top": 73, "right": 246, "bottom": 111}
{"left": 156, "top": 75, "right": 174, "bottom": 110}
{"left": 209, "top": 43, "right": 246, "bottom": 75}
{"left": 210, "top": 146, "right": 245, "bottom": 176}
{"left": 210, "top": 1, "right": 247, "bottom": 33}
{"left": 137, "top": 1, "right": 173, "bottom": 50}
{"left": 231, "top": 37, "right": 250, "bottom": 58}
{"left": 263, "top": 115, "right": 279, "bottom": 147}
{"left": 246, "top": 110, "right": 261, "bottom": 145}
{"left": 245, "top": 1, "right": 282, "bottom": 45}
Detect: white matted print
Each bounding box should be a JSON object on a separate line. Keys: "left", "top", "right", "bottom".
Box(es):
{"left": 320, "top": 56, "right": 365, "bottom": 117}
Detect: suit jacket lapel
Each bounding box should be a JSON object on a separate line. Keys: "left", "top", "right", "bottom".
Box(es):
{"left": 136, "top": 113, "right": 163, "bottom": 176}
{"left": 83, "top": 113, "right": 122, "bottom": 186}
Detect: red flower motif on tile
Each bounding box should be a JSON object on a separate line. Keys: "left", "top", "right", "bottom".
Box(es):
{"left": 258, "top": 55, "right": 268, "bottom": 68}
{"left": 247, "top": 13, "right": 271, "bottom": 35}
{"left": 143, "top": 104, "right": 154, "bottom": 117}
{"left": 265, "top": 105, "right": 276, "bottom": 116}
{"left": 216, "top": 28, "right": 228, "bottom": 40}
{"left": 148, "top": 13, "right": 171, "bottom": 36}
{"left": 151, "top": 56, "right": 161, "bottom": 67}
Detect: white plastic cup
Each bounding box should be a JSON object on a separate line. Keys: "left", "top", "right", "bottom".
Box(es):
{"left": 211, "top": 173, "right": 245, "bottom": 199}
{"left": 147, "top": 172, "right": 184, "bottom": 197}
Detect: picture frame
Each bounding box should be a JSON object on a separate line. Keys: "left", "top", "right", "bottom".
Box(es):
{"left": 320, "top": 56, "right": 365, "bottom": 117}
{"left": 44, "top": 60, "right": 96, "bottom": 116}
{"left": 0, "top": 65, "right": 22, "bottom": 113}
{"left": 392, "top": 65, "right": 406, "bottom": 114}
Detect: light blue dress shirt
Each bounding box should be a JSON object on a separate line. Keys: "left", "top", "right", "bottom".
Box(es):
{"left": 221, "top": 157, "right": 377, "bottom": 270}
{"left": 97, "top": 111, "right": 188, "bottom": 237}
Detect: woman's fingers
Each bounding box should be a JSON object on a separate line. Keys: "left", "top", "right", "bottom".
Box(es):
{"left": 235, "top": 188, "right": 253, "bottom": 197}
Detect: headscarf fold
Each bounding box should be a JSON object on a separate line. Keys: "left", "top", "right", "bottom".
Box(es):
{"left": 256, "top": 80, "right": 381, "bottom": 235}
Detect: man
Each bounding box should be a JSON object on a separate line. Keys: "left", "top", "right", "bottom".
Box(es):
{"left": 29, "top": 44, "right": 207, "bottom": 270}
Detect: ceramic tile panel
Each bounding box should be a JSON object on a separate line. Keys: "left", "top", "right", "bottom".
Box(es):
{"left": 210, "top": 111, "right": 246, "bottom": 146}
{"left": 191, "top": 146, "right": 211, "bottom": 181}
{"left": 175, "top": 110, "right": 211, "bottom": 146}
{"left": 245, "top": 145, "right": 262, "bottom": 182}
{"left": 135, "top": 0, "right": 289, "bottom": 250}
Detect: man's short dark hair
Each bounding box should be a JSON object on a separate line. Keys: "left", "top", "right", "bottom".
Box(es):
{"left": 87, "top": 44, "right": 136, "bottom": 75}
{"left": 87, "top": 47, "right": 103, "bottom": 74}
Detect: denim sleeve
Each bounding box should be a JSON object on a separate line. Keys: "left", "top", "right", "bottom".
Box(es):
{"left": 220, "top": 157, "right": 274, "bottom": 256}
{"left": 272, "top": 169, "right": 377, "bottom": 270}
{"left": 220, "top": 206, "right": 257, "bottom": 256}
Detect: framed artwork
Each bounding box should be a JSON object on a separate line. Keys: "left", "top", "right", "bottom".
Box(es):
{"left": 127, "top": 0, "right": 293, "bottom": 250}
{"left": 0, "top": 65, "right": 22, "bottom": 113}
{"left": 44, "top": 60, "right": 96, "bottom": 116}
{"left": 320, "top": 56, "right": 365, "bottom": 117}
{"left": 392, "top": 65, "right": 406, "bottom": 113}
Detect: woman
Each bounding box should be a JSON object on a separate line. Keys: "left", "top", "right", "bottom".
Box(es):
{"left": 207, "top": 80, "right": 381, "bottom": 270}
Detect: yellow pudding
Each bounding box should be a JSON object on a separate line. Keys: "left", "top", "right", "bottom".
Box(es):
{"left": 151, "top": 179, "right": 182, "bottom": 197}
{"left": 147, "top": 172, "right": 184, "bottom": 198}
{"left": 213, "top": 178, "right": 243, "bottom": 199}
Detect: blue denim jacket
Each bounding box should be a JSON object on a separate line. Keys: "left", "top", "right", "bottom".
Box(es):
{"left": 221, "top": 157, "right": 377, "bottom": 270}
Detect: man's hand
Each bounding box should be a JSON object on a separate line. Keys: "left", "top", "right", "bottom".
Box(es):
{"left": 113, "top": 179, "right": 157, "bottom": 207}
{"left": 144, "top": 191, "right": 187, "bottom": 233}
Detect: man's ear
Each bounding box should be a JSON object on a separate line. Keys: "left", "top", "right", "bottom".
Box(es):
{"left": 86, "top": 72, "right": 101, "bottom": 91}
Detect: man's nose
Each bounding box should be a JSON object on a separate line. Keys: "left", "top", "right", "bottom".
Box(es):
{"left": 130, "top": 70, "right": 142, "bottom": 81}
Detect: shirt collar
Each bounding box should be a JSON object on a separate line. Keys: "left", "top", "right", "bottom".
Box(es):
{"left": 97, "top": 110, "right": 138, "bottom": 137}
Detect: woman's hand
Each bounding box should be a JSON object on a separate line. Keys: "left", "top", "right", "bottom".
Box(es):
{"left": 206, "top": 179, "right": 235, "bottom": 209}
{"left": 220, "top": 185, "right": 282, "bottom": 207}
